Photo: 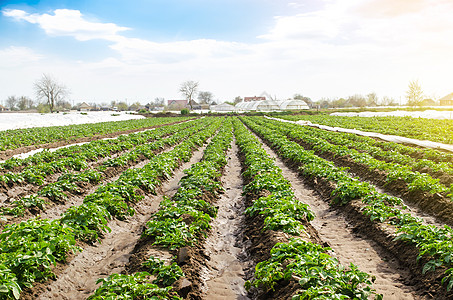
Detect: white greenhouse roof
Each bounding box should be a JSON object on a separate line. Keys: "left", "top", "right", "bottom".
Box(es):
{"left": 237, "top": 99, "right": 309, "bottom": 111}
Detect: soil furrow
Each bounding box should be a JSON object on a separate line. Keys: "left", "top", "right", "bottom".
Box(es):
{"left": 32, "top": 141, "right": 209, "bottom": 300}
{"left": 254, "top": 131, "right": 424, "bottom": 299}
{"left": 200, "top": 141, "right": 251, "bottom": 300}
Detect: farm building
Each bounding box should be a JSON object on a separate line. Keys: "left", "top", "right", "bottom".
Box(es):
{"left": 79, "top": 102, "right": 94, "bottom": 111}
{"left": 439, "top": 93, "right": 453, "bottom": 106}
{"left": 236, "top": 100, "right": 280, "bottom": 111}
{"left": 278, "top": 99, "right": 310, "bottom": 110}
{"left": 244, "top": 96, "right": 266, "bottom": 102}
{"left": 210, "top": 103, "right": 238, "bottom": 112}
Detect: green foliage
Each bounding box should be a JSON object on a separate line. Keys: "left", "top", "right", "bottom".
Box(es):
{"left": 0, "top": 218, "right": 79, "bottom": 288}
{"left": 142, "top": 256, "right": 184, "bottom": 286}
{"left": 246, "top": 239, "right": 380, "bottom": 299}
{"left": 60, "top": 203, "right": 112, "bottom": 242}
{"left": 0, "top": 264, "right": 21, "bottom": 300}
{"left": 1, "top": 195, "right": 47, "bottom": 217}
{"left": 243, "top": 115, "right": 453, "bottom": 291}
{"left": 88, "top": 272, "right": 181, "bottom": 300}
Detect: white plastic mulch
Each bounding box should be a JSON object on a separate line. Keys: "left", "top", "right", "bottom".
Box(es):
{"left": 0, "top": 111, "right": 144, "bottom": 131}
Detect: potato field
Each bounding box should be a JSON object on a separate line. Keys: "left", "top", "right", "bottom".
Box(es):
{"left": 1, "top": 115, "right": 453, "bottom": 299}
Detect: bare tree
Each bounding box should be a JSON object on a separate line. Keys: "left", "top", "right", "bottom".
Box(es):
{"left": 233, "top": 96, "right": 243, "bottom": 104}
{"left": 198, "top": 91, "right": 214, "bottom": 105}
{"left": 17, "top": 96, "right": 34, "bottom": 110}
{"left": 406, "top": 80, "right": 424, "bottom": 106}
{"left": 381, "top": 96, "right": 398, "bottom": 106}
{"left": 34, "top": 74, "right": 69, "bottom": 113}
{"left": 5, "top": 96, "right": 18, "bottom": 111}
{"left": 179, "top": 80, "right": 199, "bottom": 110}
{"left": 366, "top": 92, "right": 378, "bottom": 106}
{"left": 154, "top": 97, "right": 165, "bottom": 107}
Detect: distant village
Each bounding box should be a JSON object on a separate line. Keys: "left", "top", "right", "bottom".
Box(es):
{"left": 2, "top": 91, "right": 453, "bottom": 113}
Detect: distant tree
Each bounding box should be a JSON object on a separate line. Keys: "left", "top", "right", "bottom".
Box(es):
{"left": 34, "top": 74, "right": 69, "bottom": 113}
{"left": 347, "top": 94, "right": 366, "bottom": 107}
{"left": 316, "top": 98, "right": 331, "bottom": 109}
{"left": 179, "top": 80, "right": 199, "bottom": 110}
{"left": 154, "top": 97, "right": 165, "bottom": 107}
{"left": 331, "top": 97, "right": 348, "bottom": 108}
{"left": 294, "top": 94, "right": 313, "bottom": 107}
{"left": 55, "top": 99, "right": 72, "bottom": 111}
{"left": 198, "top": 91, "right": 214, "bottom": 105}
{"left": 116, "top": 101, "right": 128, "bottom": 111}
{"left": 17, "top": 96, "right": 34, "bottom": 110}
{"left": 406, "top": 80, "right": 424, "bottom": 106}
{"left": 366, "top": 92, "right": 378, "bottom": 106}
{"left": 36, "top": 103, "right": 50, "bottom": 113}
{"left": 5, "top": 96, "right": 18, "bottom": 111}
{"left": 381, "top": 96, "right": 398, "bottom": 106}
{"left": 233, "top": 96, "right": 243, "bottom": 104}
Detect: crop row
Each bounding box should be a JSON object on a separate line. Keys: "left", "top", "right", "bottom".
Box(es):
{"left": 232, "top": 118, "right": 381, "bottom": 299}
{"left": 0, "top": 116, "right": 192, "bottom": 151}
{"left": 0, "top": 118, "right": 221, "bottom": 299}
{"left": 89, "top": 118, "right": 233, "bottom": 299}
{"left": 0, "top": 118, "right": 201, "bottom": 194}
{"left": 273, "top": 116, "right": 453, "bottom": 174}
{"left": 242, "top": 116, "right": 453, "bottom": 294}
{"left": 259, "top": 117, "right": 453, "bottom": 199}
{"left": 281, "top": 114, "right": 453, "bottom": 145}
{"left": 0, "top": 118, "right": 198, "bottom": 179}
{"left": 0, "top": 118, "right": 214, "bottom": 219}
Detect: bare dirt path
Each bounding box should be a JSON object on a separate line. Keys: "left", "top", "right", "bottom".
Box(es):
{"left": 36, "top": 142, "right": 209, "bottom": 300}
{"left": 200, "top": 141, "right": 251, "bottom": 300}
{"left": 256, "top": 134, "right": 424, "bottom": 300}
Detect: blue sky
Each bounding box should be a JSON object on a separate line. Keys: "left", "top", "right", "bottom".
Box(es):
{"left": 1, "top": 0, "right": 453, "bottom": 104}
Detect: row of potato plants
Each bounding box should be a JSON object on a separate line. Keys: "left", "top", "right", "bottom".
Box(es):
{"left": 0, "top": 116, "right": 192, "bottom": 151}
{"left": 259, "top": 117, "right": 453, "bottom": 199}
{"left": 233, "top": 118, "right": 381, "bottom": 299}
{"left": 89, "top": 118, "right": 233, "bottom": 299}
{"left": 243, "top": 116, "right": 453, "bottom": 293}
{"left": 0, "top": 118, "right": 199, "bottom": 185}
{"left": 281, "top": 114, "right": 453, "bottom": 145}
{"left": 273, "top": 116, "right": 453, "bottom": 178}
{"left": 0, "top": 118, "right": 221, "bottom": 300}
{"left": 0, "top": 119, "right": 211, "bottom": 217}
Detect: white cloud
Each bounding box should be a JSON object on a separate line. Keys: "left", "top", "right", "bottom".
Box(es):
{"left": 3, "top": 8, "right": 129, "bottom": 41}
{"left": 0, "top": 46, "right": 43, "bottom": 67}
{"left": 2, "top": 2, "right": 453, "bottom": 103}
